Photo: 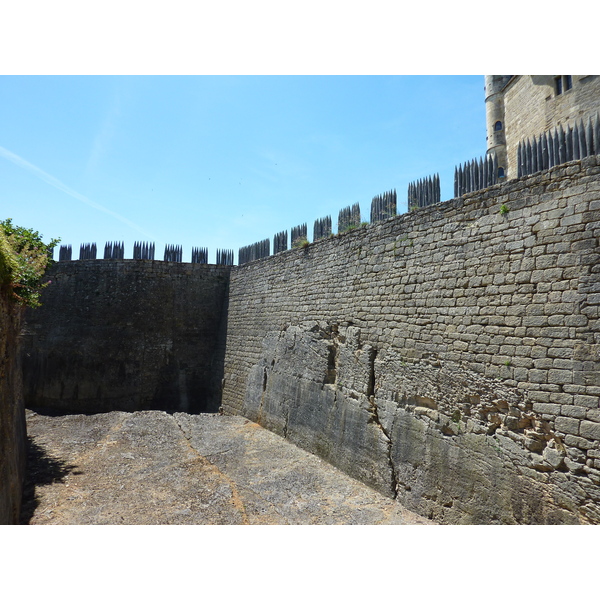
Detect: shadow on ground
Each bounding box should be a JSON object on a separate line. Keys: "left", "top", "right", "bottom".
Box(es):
{"left": 20, "top": 436, "right": 79, "bottom": 524}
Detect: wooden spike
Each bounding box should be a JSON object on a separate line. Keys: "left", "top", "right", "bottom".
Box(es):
{"left": 578, "top": 122, "right": 585, "bottom": 159}
{"left": 454, "top": 167, "right": 458, "bottom": 198}
{"left": 556, "top": 127, "right": 563, "bottom": 164}
{"left": 541, "top": 132, "right": 549, "bottom": 171}
{"left": 569, "top": 124, "right": 576, "bottom": 161}
{"left": 468, "top": 160, "right": 474, "bottom": 192}
{"left": 585, "top": 116, "right": 594, "bottom": 156}
{"left": 483, "top": 157, "right": 489, "bottom": 189}
{"left": 532, "top": 137, "right": 539, "bottom": 174}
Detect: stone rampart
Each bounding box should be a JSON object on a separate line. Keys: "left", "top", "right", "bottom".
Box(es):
{"left": 21, "top": 260, "right": 231, "bottom": 414}
{"left": 222, "top": 156, "right": 600, "bottom": 524}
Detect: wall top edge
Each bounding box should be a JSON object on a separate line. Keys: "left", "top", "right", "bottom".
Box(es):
{"left": 233, "top": 155, "right": 599, "bottom": 269}
{"left": 50, "top": 259, "right": 234, "bottom": 269}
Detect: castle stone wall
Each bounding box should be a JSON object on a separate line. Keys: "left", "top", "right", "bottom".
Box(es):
{"left": 222, "top": 156, "right": 600, "bottom": 524}
{"left": 21, "top": 260, "right": 231, "bottom": 414}
{"left": 0, "top": 291, "right": 26, "bottom": 524}
{"left": 504, "top": 75, "right": 600, "bottom": 177}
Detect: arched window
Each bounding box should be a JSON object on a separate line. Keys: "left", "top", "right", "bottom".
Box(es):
{"left": 498, "top": 166, "right": 505, "bottom": 178}
{"left": 494, "top": 121, "right": 503, "bottom": 131}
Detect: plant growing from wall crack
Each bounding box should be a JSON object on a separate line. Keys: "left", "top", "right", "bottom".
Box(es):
{"left": 292, "top": 236, "right": 309, "bottom": 249}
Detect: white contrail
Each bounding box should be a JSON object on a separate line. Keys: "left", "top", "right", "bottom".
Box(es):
{"left": 0, "top": 145, "right": 156, "bottom": 239}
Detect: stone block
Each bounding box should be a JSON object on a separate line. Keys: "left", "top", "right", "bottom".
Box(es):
{"left": 573, "top": 371, "right": 600, "bottom": 386}
{"left": 571, "top": 238, "right": 598, "bottom": 252}
{"left": 560, "top": 405, "right": 587, "bottom": 419}
{"left": 580, "top": 421, "right": 600, "bottom": 441}
{"left": 550, "top": 392, "right": 574, "bottom": 405}
{"left": 536, "top": 255, "right": 558, "bottom": 269}
{"left": 574, "top": 343, "right": 600, "bottom": 362}
{"left": 555, "top": 416, "right": 580, "bottom": 436}
{"left": 529, "top": 390, "right": 551, "bottom": 402}
{"left": 548, "top": 347, "right": 574, "bottom": 359}
{"left": 575, "top": 395, "right": 600, "bottom": 408}
{"left": 548, "top": 369, "right": 573, "bottom": 385}
{"left": 533, "top": 402, "right": 561, "bottom": 415}
{"left": 528, "top": 369, "right": 548, "bottom": 383}
{"left": 587, "top": 409, "right": 600, "bottom": 423}
{"left": 543, "top": 447, "right": 565, "bottom": 470}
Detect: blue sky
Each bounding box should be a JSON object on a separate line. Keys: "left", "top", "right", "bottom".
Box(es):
{"left": 1, "top": 75, "right": 486, "bottom": 263}
{"left": 2, "top": 3, "right": 590, "bottom": 265}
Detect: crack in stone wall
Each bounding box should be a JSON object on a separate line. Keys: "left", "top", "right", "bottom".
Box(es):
{"left": 241, "top": 321, "right": 396, "bottom": 496}
{"left": 16, "top": 158, "right": 600, "bottom": 524}
{"left": 367, "top": 394, "right": 399, "bottom": 499}
{"left": 223, "top": 158, "right": 600, "bottom": 523}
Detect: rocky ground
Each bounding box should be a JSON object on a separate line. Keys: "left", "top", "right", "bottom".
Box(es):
{"left": 21, "top": 409, "right": 433, "bottom": 525}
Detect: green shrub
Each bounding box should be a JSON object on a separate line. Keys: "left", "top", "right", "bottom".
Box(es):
{"left": 292, "top": 236, "right": 310, "bottom": 249}
{"left": 0, "top": 219, "right": 60, "bottom": 307}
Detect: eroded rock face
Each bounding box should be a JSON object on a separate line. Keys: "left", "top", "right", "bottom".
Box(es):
{"left": 373, "top": 347, "right": 589, "bottom": 523}
{"left": 243, "top": 323, "right": 394, "bottom": 496}
{"left": 223, "top": 162, "right": 600, "bottom": 524}
{"left": 241, "top": 320, "right": 598, "bottom": 524}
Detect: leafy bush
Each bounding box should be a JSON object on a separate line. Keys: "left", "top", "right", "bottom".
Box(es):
{"left": 0, "top": 219, "right": 60, "bottom": 307}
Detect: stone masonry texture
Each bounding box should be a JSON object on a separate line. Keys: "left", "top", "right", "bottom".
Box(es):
{"left": 0, "top": 289, "right": 26, "bottom": 524}
{"left": 21, "top": 261, "right": 230, "bottom": 414}
{"left": 502, "top": 75, "right": 600, "bottom": 178}
{"left": 222, "top": 156, "right": 600, "bottom": 524}
{"left": 19, "top": 156, "right": 600, "bottom": 524}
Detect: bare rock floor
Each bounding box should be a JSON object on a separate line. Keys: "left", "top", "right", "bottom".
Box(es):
{"left": 22, "top": 409, "right": 433, "bottom": 525}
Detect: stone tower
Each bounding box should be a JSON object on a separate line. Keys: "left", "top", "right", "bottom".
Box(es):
{"left": 484, "top": 75, "right": 600, "bottom": 179}
{"left": 484, "top": 75, "right": 512, "bottom": 179}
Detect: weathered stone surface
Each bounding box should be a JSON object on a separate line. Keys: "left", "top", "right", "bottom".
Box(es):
{"left": 0, "top": 293, "right": 26, "bottom": 524}
{"left": 223, "top": 159, "right": 600, "bottom": 524}
{"left": 22, "top": 410, "right": 432, "bottom": 525}
{"left": 229, "top": 319, "right": 598, "bottom": 523}
{"left": 241, "top": 323, "right": 394, "bottom": 496}
{"left": 21, "top": 261, "right": 231, "bottom": 414}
